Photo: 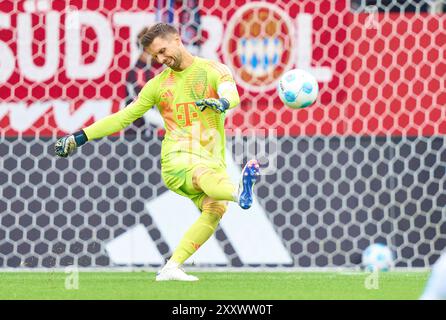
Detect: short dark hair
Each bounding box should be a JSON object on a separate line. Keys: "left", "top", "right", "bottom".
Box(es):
{"left": 136, "top": 27, "right": 149, "bottom": 49}
{"left": 140, "top": 23, "right": 179, "bottom": 48}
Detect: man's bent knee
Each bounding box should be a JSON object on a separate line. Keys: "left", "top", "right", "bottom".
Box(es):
{"left": 202, "top": 197, "right": 228, "bottom": 217}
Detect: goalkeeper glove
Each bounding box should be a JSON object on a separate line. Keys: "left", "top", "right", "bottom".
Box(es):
{"left": 196, "top": 98, "right": 230, "bottom": 113}
{"left": 54, "top": 130, "right": 88, "bottom": 158}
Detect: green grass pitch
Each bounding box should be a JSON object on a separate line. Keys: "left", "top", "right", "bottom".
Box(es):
{"left": 0, "top": 271, "right": 429, "bottom": 300}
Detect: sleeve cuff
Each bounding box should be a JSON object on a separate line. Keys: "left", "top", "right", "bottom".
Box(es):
{"left": 219, "top": 98, "right": 230, "bottom": 110}
{"left": 73, "top": 130, "right": 88, "bottom": 146}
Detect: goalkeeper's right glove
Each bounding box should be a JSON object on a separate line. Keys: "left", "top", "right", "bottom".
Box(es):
{"left": 54, "top": 130, "right": 88, "bottom": 158}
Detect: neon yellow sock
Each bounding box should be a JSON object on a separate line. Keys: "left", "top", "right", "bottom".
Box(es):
{"left": 170, "top": 211, "right": 221, "bottom": 265}
{"left": 196, "top": 169, "right": 237, "bottom": 201}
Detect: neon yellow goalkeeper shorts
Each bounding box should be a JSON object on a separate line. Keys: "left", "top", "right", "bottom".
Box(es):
{"left": 160, "top": 151, "right": 228, "bottom": 210}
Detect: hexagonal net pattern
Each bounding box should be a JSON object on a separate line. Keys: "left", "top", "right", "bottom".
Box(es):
{"left": 0, "top": 0, "right": 445, "bottom": 268}
{"left": 1, "top": 134, "right": 446, "bottom": 268}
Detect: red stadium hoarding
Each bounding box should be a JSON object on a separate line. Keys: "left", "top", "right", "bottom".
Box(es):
{"left": 0, "top": 0, "right": 444, "bottom": 136}
{"left": 345, "top": 12, "right": 446, "bottom": 136}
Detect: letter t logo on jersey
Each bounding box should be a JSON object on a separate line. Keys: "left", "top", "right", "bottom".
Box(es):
{"left": 175, "top": 102, "right": 199, "bottom": 127}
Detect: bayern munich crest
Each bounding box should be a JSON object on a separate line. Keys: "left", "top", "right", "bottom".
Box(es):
{"left": 222, "top": 3, "right": 295, "bottom": 92}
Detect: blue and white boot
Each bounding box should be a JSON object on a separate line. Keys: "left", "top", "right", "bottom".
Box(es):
{"left": 238, "top": 159, "right": 260, "bottom": 210}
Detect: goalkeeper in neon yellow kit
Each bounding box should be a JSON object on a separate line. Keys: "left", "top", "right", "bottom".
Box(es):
{"left": 54, "top": 23, "right": 260, "bottom": 281}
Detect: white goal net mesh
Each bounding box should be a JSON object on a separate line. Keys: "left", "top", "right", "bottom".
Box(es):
{"left": 0, "top": 0, "right": 445, "bottom": 268}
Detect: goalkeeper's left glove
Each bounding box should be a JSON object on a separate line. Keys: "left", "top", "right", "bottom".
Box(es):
{"left": 54, "top": 130, "right": 88, "bottom": 158}
{"left": 196, "top": 98, "right": 230, "bottom": 113}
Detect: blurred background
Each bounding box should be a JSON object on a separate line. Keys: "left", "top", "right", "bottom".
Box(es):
{"left": 0, "top": 0, "right": 445, "bottom": 270}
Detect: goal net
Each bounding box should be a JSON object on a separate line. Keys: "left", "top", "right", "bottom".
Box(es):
{"left": 0, "top": 0, "right": 445, "bottom": 268}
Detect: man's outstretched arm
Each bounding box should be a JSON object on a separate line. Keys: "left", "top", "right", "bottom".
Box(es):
{"left": 55, "top": 80, "right": 157, "bottom": 157}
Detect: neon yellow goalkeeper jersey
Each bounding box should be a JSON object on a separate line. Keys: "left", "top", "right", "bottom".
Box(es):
{"left": 83, "top": 56, "right": 240, "bottom": 165}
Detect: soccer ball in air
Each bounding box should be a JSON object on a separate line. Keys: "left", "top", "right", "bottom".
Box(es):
{"left": 362, "top": 243, "right": 395, "bottom": 272}
{"left": 277, "top": 69, "right": 319, "bottom": 109}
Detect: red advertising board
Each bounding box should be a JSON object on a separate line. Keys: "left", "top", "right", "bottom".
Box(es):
{"left": 0, "top": 0, "right": 444, "bottom": 136}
